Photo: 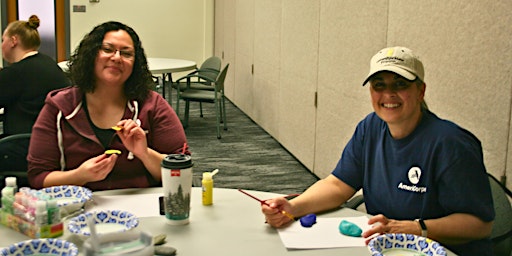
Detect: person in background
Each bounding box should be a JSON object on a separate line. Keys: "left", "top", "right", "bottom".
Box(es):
{"left": 27, "top": 21, "right": 189, "bottom": 191}
{"left": 261, "top": 46, "right": 494, "bottom": 255}
{"left": 0, "top": 15, "right": 70, "bottom": 183}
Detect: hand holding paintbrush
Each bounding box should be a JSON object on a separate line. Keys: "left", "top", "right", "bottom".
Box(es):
{"left": 238, "top": 189, "right": 296, "bottom": 221}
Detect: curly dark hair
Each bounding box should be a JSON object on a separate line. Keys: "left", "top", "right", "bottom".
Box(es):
{"left": 68, "top": 21, "right": 153, "bottom": 101}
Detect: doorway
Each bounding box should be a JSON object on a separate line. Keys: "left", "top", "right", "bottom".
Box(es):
{"left": 2, "top": 0, "right": 68, "bottom": 63}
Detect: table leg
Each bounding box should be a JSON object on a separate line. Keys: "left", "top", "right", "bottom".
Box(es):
{"left": 160, "top": 73, "right": 174, "bottom": 105}
{"left": 161, "top": 73, "right": 167, "bottom": 100}
{"left": 167, "top": 73, "right": 174, "bottom": 106}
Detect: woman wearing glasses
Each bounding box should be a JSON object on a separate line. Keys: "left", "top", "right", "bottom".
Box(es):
{"left": 27, "top": 21, "right": 189, "bottom": 191}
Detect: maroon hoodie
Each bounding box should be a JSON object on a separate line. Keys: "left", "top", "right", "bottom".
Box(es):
{"left": 27, "top": 87, "right": 188, "bottom": 191}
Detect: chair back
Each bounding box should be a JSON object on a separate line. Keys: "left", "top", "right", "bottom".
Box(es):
{"left": 199, "top": 56, "right": 221, "bottom": 82}
{"left": 215, "top": 64, "right": 229, "bottom": 93}
{"left": 488, "top": 173, "right": 512, "bottom": 256}
{"left": 0, "top": 133, "right": 32, "bottom": 188}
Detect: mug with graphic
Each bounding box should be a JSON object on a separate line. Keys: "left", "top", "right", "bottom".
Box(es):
{"left": 161, "top": 154, "right": 193, "bottom": 225}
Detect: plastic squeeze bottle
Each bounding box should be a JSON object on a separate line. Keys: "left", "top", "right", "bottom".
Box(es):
{"left": 202, "top": 169, "right": 219, "bottom": 205}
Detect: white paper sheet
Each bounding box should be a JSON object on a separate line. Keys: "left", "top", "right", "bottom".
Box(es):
{"left": 86, "top": 193, "right": 161, "bottom": 218}
{"left": 277, "top": 216, "right": 372, "bottom": 249}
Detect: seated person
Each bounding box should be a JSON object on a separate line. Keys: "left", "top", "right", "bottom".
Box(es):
{"left": 0, "top": 15, "right": 70, "bottom": 186}
{"left": 261, "top": 46, "right": 495, "bottom": 256}
{"left": 27, "top": 21, "right": 189, "bottom": 191}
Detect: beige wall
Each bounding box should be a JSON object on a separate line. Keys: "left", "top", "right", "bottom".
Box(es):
{"left": 0, "top": 1, "right": 214, "bottom": 66}
{"left": 68, "top": 0, "right": 214, "bottom": 69}
{"left": 1, "top": 0, "right": 509, "bottom": 189}
{"left": 215, "top": 0, "right": 512, "bottom": 190}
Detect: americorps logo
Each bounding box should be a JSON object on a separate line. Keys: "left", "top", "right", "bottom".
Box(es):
{"left": 408, "top": 167, "right": 421, "bottom": 184}
{"left": 397, "top": 166, "right": 427, "bottom": 193}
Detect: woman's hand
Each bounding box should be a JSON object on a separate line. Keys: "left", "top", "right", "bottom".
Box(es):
{"left": 261, "top": 197, "right": 295, "bottom": 228}
{"left": 42, "top": 153, "right": 117, "bottom": 187}
{"left": 76, "top": 154, "right": 118, "bottom": 184}
{"left": 115, "top": 119, "right": 149, "bottom": 159}
{"left": 362, "top": 214, "right": 420, "bottom": 244}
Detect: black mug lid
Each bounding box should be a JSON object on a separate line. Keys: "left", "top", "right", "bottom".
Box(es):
{"left": 161, "top": 154, "right": 193, "bottom": 169}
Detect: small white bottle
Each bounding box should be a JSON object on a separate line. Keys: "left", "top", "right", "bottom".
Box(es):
{"left": 5, "top": 177, "right": 18, "bottom": 193}
{"left": 35, "top": 200, "right": 48, "bottom": 227}
{"left": 202, "top": 169, "right": 219, "bottom": 205}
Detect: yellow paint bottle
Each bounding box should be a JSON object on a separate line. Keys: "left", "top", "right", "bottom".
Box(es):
{"left": 202, "top": 169, "right": 218, "bottom": 205}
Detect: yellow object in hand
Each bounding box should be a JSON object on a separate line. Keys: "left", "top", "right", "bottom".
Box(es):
{"left": 111, "top": 126, "right": 123, "bottom": 131}
{"left": 105, "top": 149, "right": 122, "bottom": 155}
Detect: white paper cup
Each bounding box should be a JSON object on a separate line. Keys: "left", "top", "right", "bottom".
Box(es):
{"left": 161, "top": 154, "right": 193, "bottom": 225}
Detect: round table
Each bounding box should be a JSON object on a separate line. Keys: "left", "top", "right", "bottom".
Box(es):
{"left": 0, "top": 187, "right": 457, "bottom": 255}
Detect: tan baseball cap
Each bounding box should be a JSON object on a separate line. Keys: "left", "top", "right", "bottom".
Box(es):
{"left": 362, "top": 46, "right": 424, "bottom": 85}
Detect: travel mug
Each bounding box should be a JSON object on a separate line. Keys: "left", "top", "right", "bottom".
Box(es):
{"left": 161, "top": 154, "right": 193, "bottom": 225}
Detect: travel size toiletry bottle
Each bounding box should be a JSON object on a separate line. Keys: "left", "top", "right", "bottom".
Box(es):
{"left": 47, "top": 199, "right": 61, "bottom": 224}
{"left": 1, "top": 186, "right": 14, "bottom": 214}
{"left": 35, "top": 200, "right": 48, "bottom": 227}
{"left": 5, "top": 177, "right": 17, "bottom": 193}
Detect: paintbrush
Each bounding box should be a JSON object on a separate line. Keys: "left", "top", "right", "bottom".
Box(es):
{"left": 238, "top": 189, "right": 295, "bottom": 220}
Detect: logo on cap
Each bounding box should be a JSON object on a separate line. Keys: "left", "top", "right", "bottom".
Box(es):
{"left": 377, "top": 48, "right": 405, "bottom": 65}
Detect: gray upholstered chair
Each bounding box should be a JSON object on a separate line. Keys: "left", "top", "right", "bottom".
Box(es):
{"left": 0, "top": 133, "right": 31, "bottom": 188}
{"left": 488, "top": 173, "right": 512, "bottom": 256}
{"left": 176, "top": 64, "right": 229, "bottom": 139}
{"left": 171, "top": 56, "right": 221, "bottom": 112}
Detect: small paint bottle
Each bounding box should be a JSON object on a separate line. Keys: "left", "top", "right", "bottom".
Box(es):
{"left": 35, "top": 200, "right": 48, "bottom": 227}
{"left": 202, "top": 169, "right": 219, "bottom": 205}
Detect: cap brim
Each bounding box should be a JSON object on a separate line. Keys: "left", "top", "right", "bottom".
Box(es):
{"left": 362, "top": 66, "right": 417, "bottom": 86}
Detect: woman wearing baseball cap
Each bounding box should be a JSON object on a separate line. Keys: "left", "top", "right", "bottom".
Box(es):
{"left": 261, "top": 46, "right": 494, "bottom": 255}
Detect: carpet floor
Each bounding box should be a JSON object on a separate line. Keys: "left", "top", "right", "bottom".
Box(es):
{"left": 168, "top": 91, "right": 320, "bottom": 195}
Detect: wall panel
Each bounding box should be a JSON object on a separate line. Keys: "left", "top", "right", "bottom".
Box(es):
{"left": 314, "top": 0, "right": 388, "bottom": 177}
{"left": 233, "top": 0, "right": 254, "bottom": 115}
{"left": 221, "top": 0, "right": 236, "bottom": 99}
{"left": 253, "top": 0, "right": 281, "bottom": 136}
{"left": 387, "top": 0, "right": 512, "bottom": 185}
{"left": 216, "top": 0, "right": 512, "bottom": 189}
{"left": 278, "top": 0, "right": 321, "bottom": 170}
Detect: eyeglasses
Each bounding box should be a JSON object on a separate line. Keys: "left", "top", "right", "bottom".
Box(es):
{"left": 99, "top": 44, "right": 135, "bottom": 60}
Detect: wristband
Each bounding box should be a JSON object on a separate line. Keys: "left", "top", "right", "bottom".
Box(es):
{"left": 415, "top": 218, "right": 428, "bottom": 237}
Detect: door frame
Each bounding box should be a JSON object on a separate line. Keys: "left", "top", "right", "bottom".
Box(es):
{"left": 3, "top": 0, "right": 69, "bottom": 62}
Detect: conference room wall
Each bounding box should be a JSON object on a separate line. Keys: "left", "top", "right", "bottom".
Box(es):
{"left": 215, "top": 0, "right": 512, "bottom": 190}
{"left": 68, "top": 0, "right": 214, "bottom": 72}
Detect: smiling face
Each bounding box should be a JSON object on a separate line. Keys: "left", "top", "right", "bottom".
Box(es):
{"left": 369, "top": 71, "right": 425, "bottom": 137}
{"left": 94, "top": 30, "right": 135, "bottom": 87}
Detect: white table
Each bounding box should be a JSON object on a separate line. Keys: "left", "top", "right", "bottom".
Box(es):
{"left": 147, "top": 58, "right": 197, "bottom": 102}
{"left": 0, "top": 187, "right": 457, "bottom": 255}
{"left": 58, "top": 58, "right": 197, "bottom": 102}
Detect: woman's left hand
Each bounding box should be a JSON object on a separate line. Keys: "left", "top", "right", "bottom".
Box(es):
{"left": 115, "top": 119, "right": 148, "bottom": 159}
{"left": 362, "top": 214, "right": 420, "bottom": 244}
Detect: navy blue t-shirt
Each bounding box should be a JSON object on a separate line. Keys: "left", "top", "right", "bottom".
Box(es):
{"left": 332, "top": 110, "right": 495, "bottom": 255}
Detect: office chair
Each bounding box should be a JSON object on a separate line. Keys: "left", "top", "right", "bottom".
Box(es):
{"left": 488, "top": 173, "right": 512, "bottom": 256}
{"left": 0, "top": 133, "right": 31, "bottom": 188}
{"left": 171, "top": 56, "right": 221, "bottom": 113}
{"left": 176, "top": 64, "right": 229, "bottom": 139}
